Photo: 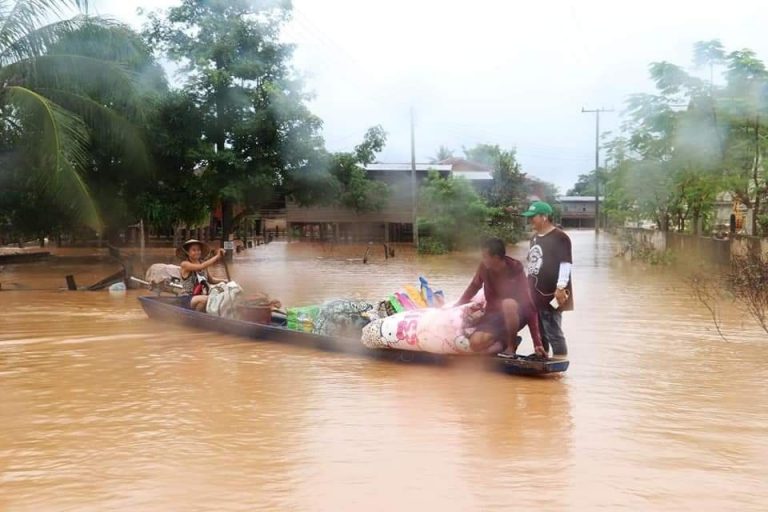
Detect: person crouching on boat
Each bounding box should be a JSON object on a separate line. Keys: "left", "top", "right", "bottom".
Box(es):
{"left": 455, "top": 238, "right": 546, "bottom": 358}
{"left": 177, "top": 239, "right": 226, "bottom": 312}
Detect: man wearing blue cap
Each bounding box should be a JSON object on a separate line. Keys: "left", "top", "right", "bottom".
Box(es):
{"left": 518, "top": 201, "right": 573, "bottom": 358}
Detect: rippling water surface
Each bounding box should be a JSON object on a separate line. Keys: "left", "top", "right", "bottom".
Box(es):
{"left": 1, "top": 232, "right": 766, "bottom": 511}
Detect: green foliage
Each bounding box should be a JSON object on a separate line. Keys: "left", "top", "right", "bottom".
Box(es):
{"left": 418, "top": 171, "right": 494, "bottom": 251}
{"left": 417, "top": 237, "right": 449, "bottom": 255}
{"left": 144, "top": 0, "right": 324, "bottom": 236}
{"left": 131, "top": 90, "right": 209, "bottom": 234}
{"left": 0, "top": 1, "right": 160, "bottom": 232}
{"left": 431, "top": 145, "right": 453, "bottom": 163}
{"left": 758, "top": 214, "right": 768, "bottom": 236}
{"left": 289, "top": 126, "right": 389, "bottom": 212}
{"left": 463, "top": 143, "right": 502, "bottom": 167}
{"left": 481, "top": 217, "right": 524, "bottom": 245}
{"left": 462, "top": 143, "right": 528, "bottom": 210}
{"left": 601, "top": 41, "right": 768, "bottom": 234}
{"left": 567, "top": 171, "right": 598, "bottom": 196}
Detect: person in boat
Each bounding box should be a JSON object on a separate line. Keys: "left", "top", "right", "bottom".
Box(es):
{"left": 456, "top": 237, "right": 546, "bottom": 358}
{"left": 520, "top": 201, "right": 573, "bottom": 359}
{"left": 177, "top": 239, "right": 226, "bottom": 312}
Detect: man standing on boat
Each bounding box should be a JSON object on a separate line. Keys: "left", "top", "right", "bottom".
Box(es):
{"left": 520, "top": 201, "right": 573, "bottom": 358}
{"left": 456, "top": 238, "right": 546, "bottom": 358}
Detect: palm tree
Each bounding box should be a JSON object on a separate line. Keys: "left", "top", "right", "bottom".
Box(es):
{"left": 431, "top": 145, "right": 454, "bottom": 163}
{"left": 0, "top": 0, "right": 152, "bottom": 231}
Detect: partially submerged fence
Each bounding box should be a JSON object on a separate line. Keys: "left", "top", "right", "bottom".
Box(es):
{"left": 622, "top": 228, "right": 768, "bottom": 265}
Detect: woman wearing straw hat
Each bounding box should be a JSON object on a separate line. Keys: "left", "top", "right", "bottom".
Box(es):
{"left": 177, "top": 239, "right": 226, "bottom": 311}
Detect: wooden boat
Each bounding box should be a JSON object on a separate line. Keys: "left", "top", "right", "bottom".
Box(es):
{"left": 138, "top": 295, "right": 569, "bottom": 376}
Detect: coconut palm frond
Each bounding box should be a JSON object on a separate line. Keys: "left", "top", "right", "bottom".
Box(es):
{"left": 0, "top": 53, "right": 144, "bottom": 117}
{"left": 0, "top": 14, "right": 112, "bottom": 65}
{"left": 36, "top": 87, "right": 151, "bottom": 172}
{"left": 0, "top": 0, "right": 88, "bottom": 56}
{"left": 1, "top": 53, "right": 137, "bottom": 90}
{"left": 5, "top": 84, "right": 100, "bottom": 229}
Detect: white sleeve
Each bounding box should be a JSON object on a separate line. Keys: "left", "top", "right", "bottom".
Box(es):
{"left": 557, "top": 262, "right": 572, "bottom": 289}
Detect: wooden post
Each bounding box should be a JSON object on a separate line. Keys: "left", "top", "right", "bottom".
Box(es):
{"left": 225, "top": 234, "right": 234, "bottom": 263}
{"left": 139, "top": 219, "right": 145, "bottom": 263}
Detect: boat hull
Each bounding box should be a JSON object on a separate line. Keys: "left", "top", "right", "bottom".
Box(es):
{"left": 138, "top": 296, "right": 569, "bottom": 376}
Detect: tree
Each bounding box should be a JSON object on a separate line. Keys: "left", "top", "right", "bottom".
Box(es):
{"left": 145, "top": 0, "right": 325, "bottom": 239}
{"left": 486, "top": 147, "right": 527, "bottom": 210}
{"left": 720, "top": 49, "right": 768, "bottom": 235}
{"left": 135, "top": 90, "right": 209, "bottom": 240}
{"left": 462, "top": 143, "right": 528, "bottom": 209}
{"left": 43, "top": 21, "right": 166, "bottom": 240}
{"left": 567, "top": 171, "right": 598, "bottom": 197}
{"left": 603, "top": 42, "right": 768, "bottom": 235}
{"left": 418, "top": 171, "right": 495, "bottom": 252}
{"left": 1, "top": 1, "right": 154, "bottom": 231}
{"left": 288, "top": 126, "right": 389, "bottom": 212}
{"left": 431, "top": 145, "right": 453, "bottom": 163}
{"left": 463, "top": 143, "right": 502, "bottom": 167}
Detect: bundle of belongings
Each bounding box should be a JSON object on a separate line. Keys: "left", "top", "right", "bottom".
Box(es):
{"left": 144, "top": 263, "right": 181, "bottom": 285}
{"left": 375, "top": 276, "right": 445, "bottom": 316}
{"left": 206, "top": 281, "right": 244, "bottom": 319}
{"left": 285, "top": 277, "right": 496, "bottom": 355}
{"left": 362, "top": 283, "right": 490, "bottom": 355}
{"left": 287, "top": 300, "right": 375, "bottom": 338}
{"left": 284, "top": 277, "right": 445, "bottom": 339}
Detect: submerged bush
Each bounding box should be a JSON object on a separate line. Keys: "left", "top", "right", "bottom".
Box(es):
{"left": 417, "top": 237, "right": 449, "bottom": 255}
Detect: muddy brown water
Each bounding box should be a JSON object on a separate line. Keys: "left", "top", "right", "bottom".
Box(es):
{"left": 1, "top": 232, "right": 766, "bottom": 511}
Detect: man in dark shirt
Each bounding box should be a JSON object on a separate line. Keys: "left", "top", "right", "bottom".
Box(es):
{"left": 521, "top": 201, "right": 573, "bottom": 358}
{"left": 456, "top": 238, "right": 546, "bottom": 357}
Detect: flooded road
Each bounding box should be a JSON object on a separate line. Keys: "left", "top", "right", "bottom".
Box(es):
{"left": 1, "top": 231, "right": 767, "bottom": 511}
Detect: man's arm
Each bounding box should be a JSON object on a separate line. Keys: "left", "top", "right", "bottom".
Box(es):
{"left": 455, "top": 266, "right": 483, "bottom": 306}
{"left": 555, "top": 232, "right": 573, "bottom": 303}
{"left": 180, "top": 250, "right": 225, "bottom": 273}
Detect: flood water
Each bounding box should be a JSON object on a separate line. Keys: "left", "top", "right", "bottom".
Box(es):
{"left": 1, "top": 231, "right": 766, "bottom": 511}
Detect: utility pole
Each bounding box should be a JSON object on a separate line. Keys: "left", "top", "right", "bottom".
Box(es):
{"left": 410, "top": 108, "right": 419, "bottom": 248}
{"left": 581, "top": 107, "right": 613, "bottom": 232}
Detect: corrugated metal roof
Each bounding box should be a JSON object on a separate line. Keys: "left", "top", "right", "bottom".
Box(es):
{"left": 365, "top": 163, "right": 452, "bottom": 172}
{"left": 453, "top": 170, "right": 493, "bottom": 180}
{"left": 557, "top": 196, "right": 605, "bottom": 202}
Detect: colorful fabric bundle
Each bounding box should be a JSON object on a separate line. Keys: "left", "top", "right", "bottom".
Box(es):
{"left": 360, "top": 291, "right": 492, "bottom": 355}
{"left": 375, "top": 276, "right": 445, "bottom": 316}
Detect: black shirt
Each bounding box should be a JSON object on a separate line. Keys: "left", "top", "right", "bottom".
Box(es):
{"left": 527, "top": 228, "right": 574, "bottom": 311}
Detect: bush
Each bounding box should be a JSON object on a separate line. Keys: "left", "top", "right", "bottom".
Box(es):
{"left": 481, "top": 222, "right": 524, "bottom": 245}
{"left": 417, "top": 236, "right": 449, "bottom": 255}
{"left": 418, "top": 171, "right": 494, "bottom": 251}
{"left": 758, "top": 214, "right": 768, "bottom": 237}
{"left": 728, "top": 253, "right": 768, "bottom": 334}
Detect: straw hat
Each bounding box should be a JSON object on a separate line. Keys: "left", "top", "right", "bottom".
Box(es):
{"left": 176, "top": 239, "right": 211, "bottom": 260}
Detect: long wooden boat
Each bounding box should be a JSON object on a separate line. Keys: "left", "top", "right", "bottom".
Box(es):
{"left": 138, "top": 295, "right": 569, "bottom": 376}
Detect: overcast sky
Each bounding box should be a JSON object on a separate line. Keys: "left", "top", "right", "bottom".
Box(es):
{"left": 94, "top": 0, "right": 767, "bottom": 192}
